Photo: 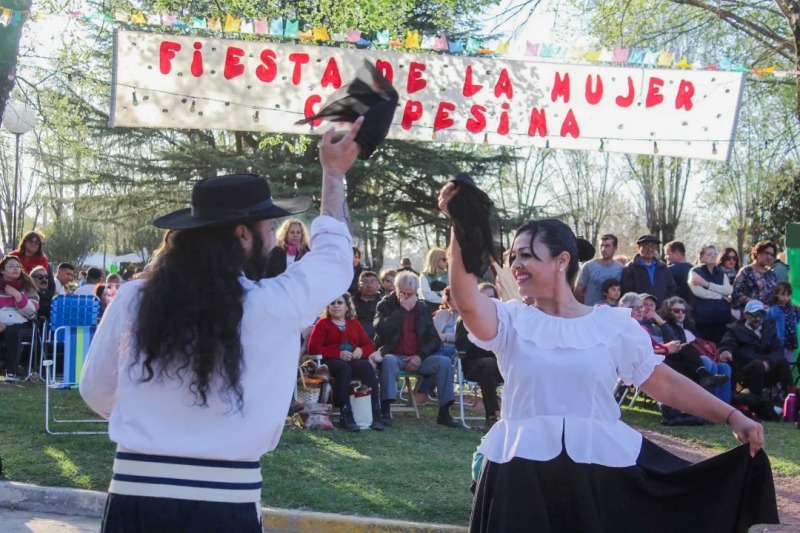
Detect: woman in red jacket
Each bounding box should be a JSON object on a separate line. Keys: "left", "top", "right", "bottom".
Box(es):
{"left": 308, "top": 292, "right": 384, "bottom": 431}
{"left": 10, "top": 231, "right": 50, "bottom": 275}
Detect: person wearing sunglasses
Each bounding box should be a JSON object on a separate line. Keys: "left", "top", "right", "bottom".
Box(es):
{"left": 29, "top": 265, "right": 54, "bottom": 322}
{"left": 9, "top": 231, "right": 50, "bottom": 275}
{"left": 716, "top": 247, "right": 740, "bottom": 285}
{"left": 0, "top": 256, "right": 39, "bottom": 382}
{"left": 718, "top": 300, "right": 792, "bottom": 401}
{"left": 307, "top": 292, "right": 384, "bottom": 431}
{"left": 731, "top": 241, "right": 779, "bottom": 312}
{"left": 659, "top": 296, "right": 732, "bottom": 404}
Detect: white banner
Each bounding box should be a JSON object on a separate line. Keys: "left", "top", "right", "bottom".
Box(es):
{"left": 111, "top": 30, "right": 744, "bottom": 162}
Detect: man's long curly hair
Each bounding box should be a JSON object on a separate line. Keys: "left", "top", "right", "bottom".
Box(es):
{"left": 133, "top": 222, "right": 261, "bottom": 412}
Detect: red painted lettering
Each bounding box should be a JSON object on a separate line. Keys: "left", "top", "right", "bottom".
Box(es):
{"left": 320, "top": 58, "right": 342, "bottom": 89}
{"left": 497, "top": 103, "right": 510, "bottom": 135}
{"left": 159, "top": 41, "right": 181, "bottom": 74}
{"left": 560, "top": 109, "right": 580, "bottom": 138}
{"left": 288, "top": 53, "right": 310, "bottom": 85}
{"left": 494, "top": 68, "right": 513, "bottom": 99}
{"left": 303, "top": 95, "right": 323, "bottom": 127}
{"left": 645, "top": 77, "right": 664, "bottom": 107}
{"left": 466, "top": 105, "right": 487, "bottom": 133}
{"left": 191, "top": 42, "right": 203, "bottom": 78}
{"left": 675, "top": 80, "right": 695, "bottom": 111}
{"left": 585, "top": 74, "right": 603, "bottom": 105}
{"left": 462, "top": 66, "right": 483, "bottom": 97}
{"left": 223, "top": 47, "right": 245, "bottom": 80}
{"left": 407, "top": 62, "right": 427, "bottom": 94}
{"left": 551, "top": 72, "right": 570, "bottom": 103}
{"left": 528, "top": 108, "right": 547, "bottom": 137}
{"left": 256, "top": 49, "right": 277, "bottom": 83}
{"left": 433, "top": 101, "right": 456, "bottom": 131}
{"left": 615, "top": 76, "right": 634, "bottom": 108}
{"left": 375, "top": 60, "right": 393, "bottom": 85}
{"left": 401, "top": 100, "right": 423, "bottom": 130}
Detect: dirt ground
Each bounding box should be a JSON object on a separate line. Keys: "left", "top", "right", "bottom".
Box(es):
{"left": 640, "top": 429, "right": 800, "bottom": 532}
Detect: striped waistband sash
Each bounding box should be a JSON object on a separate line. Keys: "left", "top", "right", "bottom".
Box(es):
{"left": 109, "top": 447, "right": 262, "bottom": 503}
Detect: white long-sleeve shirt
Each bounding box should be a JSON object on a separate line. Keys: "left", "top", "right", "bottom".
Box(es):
{"left": 80, "top": 216, "right": 352, "bottom": 461}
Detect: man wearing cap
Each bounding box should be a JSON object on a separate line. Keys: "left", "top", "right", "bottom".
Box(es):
{"left": 718, "top": 300, "right": 792, "bottom": 399}
{"left": 79, "top": 120, "right": 364, "bottom": 531}
{"left": 620, "top": 235, "right": 677, "bottom": 306}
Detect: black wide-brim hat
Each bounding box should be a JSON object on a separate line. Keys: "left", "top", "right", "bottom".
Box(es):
{"left": 153, "top": 174, "right": 312, "bottom": 230}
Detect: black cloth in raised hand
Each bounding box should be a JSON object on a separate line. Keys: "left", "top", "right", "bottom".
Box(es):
{"left": 447, "top": 173, "right": 501, "bottom": 276}
{"left": 295, "top": 60, "right": 398, "bottom": 160}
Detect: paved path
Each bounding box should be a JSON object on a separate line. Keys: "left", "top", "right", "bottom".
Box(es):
{"left": 0, "top": 508, "right": 99, "bottom": 533}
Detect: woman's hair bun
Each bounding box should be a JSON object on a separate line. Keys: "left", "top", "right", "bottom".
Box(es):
{"left": 576, "top": 238, "right": 595, "bottom": 262}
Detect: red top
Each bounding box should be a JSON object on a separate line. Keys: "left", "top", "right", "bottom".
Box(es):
{"left": 8, "top": 251, "right": 50, "bottom": 275}
{"left": 393, "top": 307, "right": 419, "bottom": 356}
{"left": 308, "top": 317, "right": 376, "bottom": 360}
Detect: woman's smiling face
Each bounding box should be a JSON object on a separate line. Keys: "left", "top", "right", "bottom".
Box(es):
{"left": 509, "top": 231, "right": 560, "bottom": 299}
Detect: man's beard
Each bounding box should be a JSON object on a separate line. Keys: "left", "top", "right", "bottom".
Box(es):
{"left": 243, "top": 231, "right": 268, "bottom": 281}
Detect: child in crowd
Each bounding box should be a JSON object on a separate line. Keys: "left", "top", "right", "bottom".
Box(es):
{"left": 768, "top": 282, "right": 799, "bottom": 363}
{"left": 598, "top": 278, "right": 621, "bottom": 307}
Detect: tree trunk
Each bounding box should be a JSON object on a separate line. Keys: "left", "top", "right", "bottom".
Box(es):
{"left": 0, "top": 1, "right": 32, "bottom": 128}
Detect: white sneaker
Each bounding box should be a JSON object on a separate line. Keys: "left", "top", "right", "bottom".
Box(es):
{"left": 4, "top": 374, "right": 18, "bottom": 383}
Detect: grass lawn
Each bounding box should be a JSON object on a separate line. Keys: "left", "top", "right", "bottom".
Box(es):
{"left": 2, "top": 382, "right": 799, "bottom": 526}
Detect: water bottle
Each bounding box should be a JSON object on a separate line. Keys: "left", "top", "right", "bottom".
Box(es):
{"left": 783, "top": 393, "right": 797, "bottom": 423}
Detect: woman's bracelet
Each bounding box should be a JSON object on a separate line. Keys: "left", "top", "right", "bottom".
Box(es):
{"left": 725, "top": 407, "right": 739, "bottom": 425}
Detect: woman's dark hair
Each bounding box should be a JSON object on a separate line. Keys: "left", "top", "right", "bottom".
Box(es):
{"left": 659, "top": 296, "right": 695, "bottom": 331}
{"left": 511, "top": 219, "right": 594, "bottom": 286}
{"left": 771, "top": 281, "right": 793, "bottom": 305}
{"left": 17, "top": 231, "right": 45, "bottom": 257}
{"left": 750, "top": 240, "right": 777, "bottom": 262}
{"left": 0, "top": 255, "right": 35, "bottom": 293}
{"left": 716, "top": 247, "right": 739, "bottom": 270}
{"left": 478, "top": 282, "right": 498, "bottom": 299}
{"left": 133, "top": 222, "right": 258, "bottom": 412}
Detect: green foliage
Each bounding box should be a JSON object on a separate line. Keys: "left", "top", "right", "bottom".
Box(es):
{"left": 43, "top": 217, "right": 101, "bottom": 266}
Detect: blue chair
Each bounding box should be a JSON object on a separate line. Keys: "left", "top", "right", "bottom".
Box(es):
{"left": 43, "top": 295, "right": 105, "bottom": 435}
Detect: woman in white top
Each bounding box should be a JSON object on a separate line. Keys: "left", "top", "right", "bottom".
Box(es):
{"left": 438, "top": 183, "right": 777, "bottom": 532}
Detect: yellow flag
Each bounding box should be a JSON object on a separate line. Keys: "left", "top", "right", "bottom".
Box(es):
{"left": 130, "top": 11, "right": 146, "bottom": 24}
{"left": 584, "top": 49, "right": 601, "bottom": 62}
{"left": 223, "top": 14, "right": 241, "bottom": 32}
{"left": 405, "top": 30, "right": 420, "bottom": 48}
{"left": 675, "top": 58, "right": 691, "bottom": 69}
{"left": 312, "top": 26, "right": 330, "bottom": 41}
{"left": 496, "top": 42, "right": 510, "bottom": 55}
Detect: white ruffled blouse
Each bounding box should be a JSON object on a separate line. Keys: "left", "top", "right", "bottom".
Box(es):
{"left": 469, "top": 299, "right": 663, "bottom": 468}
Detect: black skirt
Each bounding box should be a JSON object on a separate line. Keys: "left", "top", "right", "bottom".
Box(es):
{"left": 470, "top": 439, "right": 778, "bottom": 533}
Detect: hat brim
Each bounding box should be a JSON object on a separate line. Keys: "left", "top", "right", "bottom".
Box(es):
{"left": 153, "top": 196, "right": 313, "bottom": 230}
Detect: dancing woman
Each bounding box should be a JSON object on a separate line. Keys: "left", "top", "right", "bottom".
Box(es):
{"left": 438, "top": 182, "right": 778, "bottom": 533}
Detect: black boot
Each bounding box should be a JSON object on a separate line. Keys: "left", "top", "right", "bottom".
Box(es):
{"left": 381, "top": 399, "right": 394, "bottom": 427}
{"left": 339, "top": 404, "right": 359, "bottom": 432}
{"left": 437, "top": 402, "right": 461, "bottom": 428}
{"left": 370, "top": 408, "right": 385, "bottom": 431}
{"left": 696, "top": 367, "right": 729, "bottom": 390}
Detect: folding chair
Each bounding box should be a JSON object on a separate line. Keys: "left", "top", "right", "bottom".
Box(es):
{"left": 454, "top": 354, "right": 487, "bottom": 429}
{"left": 392, "top": 370, "right": 420, "bottom": 419}
{"left": 42, "top": 295, "right": 106, "bottom": 435}
{"left": 613, "top": 379, "right": 642, "bottom": 409}
{"left": 21, "top": 320, "right": 40, "bottom": 382}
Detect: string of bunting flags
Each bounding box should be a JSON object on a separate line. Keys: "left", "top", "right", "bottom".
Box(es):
{"left": 26, "top": 7, "right": 797, "bottom": 79}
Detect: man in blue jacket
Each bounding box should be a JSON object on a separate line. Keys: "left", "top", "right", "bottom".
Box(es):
{"left": 620, "top": 234, "right": 677, "bottom": 306}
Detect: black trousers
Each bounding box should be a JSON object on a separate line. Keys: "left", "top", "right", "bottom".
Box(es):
{"left": 739, "top": 357, "right": 792, "bottom": 396}
{"left": 325, "top": 358, "right": 380, "bottom": 411}
{"left": 662, "top": 345, "right": 706, "bottom": 382}
{"left": 1, "top": 322, "right": 32, "bottom": 374}
{"left": 100, "top": 493, "right": 262, "bottom": 533}
{"left": 462, "top": 357, "right": 502, "bottom": 415}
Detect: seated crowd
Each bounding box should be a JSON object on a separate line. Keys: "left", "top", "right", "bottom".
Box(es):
{"left": 0, "top": 231, "right": 141, "bottom": 383}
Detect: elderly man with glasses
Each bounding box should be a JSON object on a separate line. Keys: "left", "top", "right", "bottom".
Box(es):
{"left": 718, "top": 300, "right": 791, "bottom": 400}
